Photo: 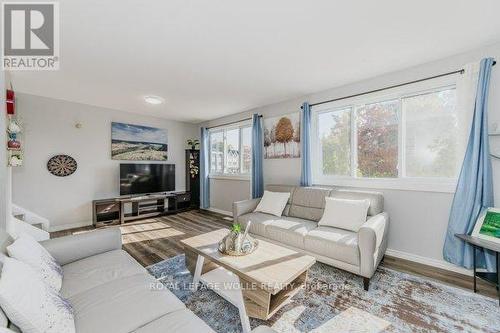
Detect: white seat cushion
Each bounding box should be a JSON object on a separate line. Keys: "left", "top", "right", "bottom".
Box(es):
{"left": 69, "top": 273, "right": 185, "bottom": 333}
{"left": 132, "top": 309, "right": 215, "bottom": 333}
{"left": 266, "top": 218, "right": 317, "bottom": 249}
{"left": 237, "top": 212, "right": 276, "bottom": 237}
{"left": 61, "top": 250, "right": 146, "bottom": 298}
{"left": 304, "top": 227, "right": 359, "bottom": 266}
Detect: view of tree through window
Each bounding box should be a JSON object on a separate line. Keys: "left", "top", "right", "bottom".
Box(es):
{"left": 225, "top": 128, "right": 240, "bottom": 173}
{"left": 209, "top": 125, "right": 252, "bottom": 175}
{"left": 319, "top": 108, "right": 351, "bottom": 176}
{"left": 313, "top": 84, "right": 461, "bottom": 184}
{"left": 404, "top": 88, "right": 458, "bottom": 178}
{"left": 356, "top": 100, "right": 399, "bottom": 178}
{"left": 241, "top": 127, "right": 252, "bottom": 173}
{"left": 210, "top": 131, "right": 224, "bottom": 174}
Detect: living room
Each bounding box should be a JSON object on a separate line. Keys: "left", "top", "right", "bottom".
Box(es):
{"left": 0, "top": 1, "right": 499, "bottom": 333}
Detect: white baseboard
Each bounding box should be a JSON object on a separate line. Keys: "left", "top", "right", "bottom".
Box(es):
{"left": 207, "top": 207, "right": 233, "bottom": 217}
{"left": 49, "top": 221, "right": 93, "bottom": 232}
{"left": 385, "top": 248, "right": 473, "bottom": 276}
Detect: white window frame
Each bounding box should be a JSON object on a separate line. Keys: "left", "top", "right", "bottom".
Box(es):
{"left": 311, "top": 75, "right": 460, "bottom": 193}
{"left": 208, "top": 121, "right": 252, "bottom": 180}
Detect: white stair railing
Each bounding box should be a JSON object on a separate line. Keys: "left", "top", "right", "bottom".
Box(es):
{"left": 10, "top": 204, "right": 50, "bottom": 241}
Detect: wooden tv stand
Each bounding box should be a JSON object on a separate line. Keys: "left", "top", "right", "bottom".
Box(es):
{"left": 92, "top": 192, "right": 192, "bottom": 227}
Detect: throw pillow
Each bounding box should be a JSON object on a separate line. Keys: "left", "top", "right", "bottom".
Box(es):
{"left": 254, "top": 190, "right": 290, "bottom": 217}
{"left": 0, "top": 258, "right": 75, "bottom": 333}
{"left": 7, "top": 233, "right": 62, "bottom": 291}
{"left": 318, "top": 197, "right": 370, "bottom": 232}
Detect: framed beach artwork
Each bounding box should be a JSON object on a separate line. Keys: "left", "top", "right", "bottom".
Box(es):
{"left": 263, "top": 113, "right": 301, "bottom": 159}
{"left": 111, "top": 122, "right": 168, "bottom": 161}
{"left": 472, "top": 207, "right": 500, "bottom": 244}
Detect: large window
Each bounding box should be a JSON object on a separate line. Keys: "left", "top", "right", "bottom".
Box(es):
{"left": 403, "top": 89, "right": 458, "bottom": 178}
{"left": 209, "top": 124, "right": 252, "bottom": 176}
{"left": 312, "top": 80, "right": 461, "bottom": 192}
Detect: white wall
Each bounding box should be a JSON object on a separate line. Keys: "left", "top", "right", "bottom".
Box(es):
{"left": 209, "top": 178, "right": 251, "bottom": 213}
{"left": 202, "top": 42, "right": 500, "bottom": 272}
{"left": 12, "top": 93, "right": 198, "bottom": 231}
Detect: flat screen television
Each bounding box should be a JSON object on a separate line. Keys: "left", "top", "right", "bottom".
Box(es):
{"left": 120, "top": 163, "right": 175, "bottom": 196}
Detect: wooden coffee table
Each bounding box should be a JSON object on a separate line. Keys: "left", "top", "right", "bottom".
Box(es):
{"left": 181, "top": 229, "right": 316, "bottom": 333}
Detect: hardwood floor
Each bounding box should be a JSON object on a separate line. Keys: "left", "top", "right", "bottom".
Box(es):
{"left": 51, "top": 209, "right": 497, "bottom": 299}
{"left": 382, "top": 254, "right": 497, "bottom": 298}
{"left": 51, "top": 209, "right": 233, "bottom": 267}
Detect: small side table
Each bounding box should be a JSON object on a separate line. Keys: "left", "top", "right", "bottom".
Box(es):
{"left": 455, "top": 234, "right": 499, "bottom": 305}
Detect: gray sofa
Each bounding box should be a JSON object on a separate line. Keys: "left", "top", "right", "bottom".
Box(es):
{"left": 0, "top": 228, "right": 275, "bottom": 333}
{"left": 233, "top": 185, "right": 389, "bottom": 290}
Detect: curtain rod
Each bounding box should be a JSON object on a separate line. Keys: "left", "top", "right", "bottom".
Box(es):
{"left": 303, "top": 61, "right": 497, "bottom": 109}
{"left": 207, "top": 115, "right": 262, "bottom": 129}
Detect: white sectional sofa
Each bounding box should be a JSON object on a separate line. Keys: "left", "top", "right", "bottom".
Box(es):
{"left": 233, "top": 185, "right": 389, "bottom": 290}
{"left": 0, "top": 228, "right": 275, "bottom": 333}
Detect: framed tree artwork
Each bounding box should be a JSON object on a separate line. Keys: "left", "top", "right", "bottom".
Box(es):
{"left": 263, "top": 113, "right": 300, "bottom": 159}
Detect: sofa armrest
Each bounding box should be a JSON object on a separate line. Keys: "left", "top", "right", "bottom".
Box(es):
{"left": 233, "top": 198, "right": 261, "bottom": 221}
{"left": 41, "top": 227, "right": 122, "bottom": 265}
{"left": 358, "top": 212, "right": 389, "bottom": 278}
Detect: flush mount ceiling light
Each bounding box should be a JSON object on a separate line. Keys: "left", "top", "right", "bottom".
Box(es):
{"left": 143, "top": 95, "right": 164, "bottom": 105}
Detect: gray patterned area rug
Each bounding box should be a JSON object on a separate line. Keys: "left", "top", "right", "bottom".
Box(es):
{"left": 146, "top": 255, "right": 499, "bottom": 333}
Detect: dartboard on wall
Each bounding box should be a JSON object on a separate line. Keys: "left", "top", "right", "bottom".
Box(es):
{"left": 47, "top": 155, "right": 78, "bottom": 177}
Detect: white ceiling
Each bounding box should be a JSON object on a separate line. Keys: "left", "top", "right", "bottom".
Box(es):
{"left": 9, "top": 0, "right": 500, "bottom": 123}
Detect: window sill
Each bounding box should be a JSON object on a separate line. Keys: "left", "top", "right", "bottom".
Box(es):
{"left": 313, "top": 176, "right": 457, "bottom": 194}
{"left": 209, "top": 174, "right": 251, "bottom": 181}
